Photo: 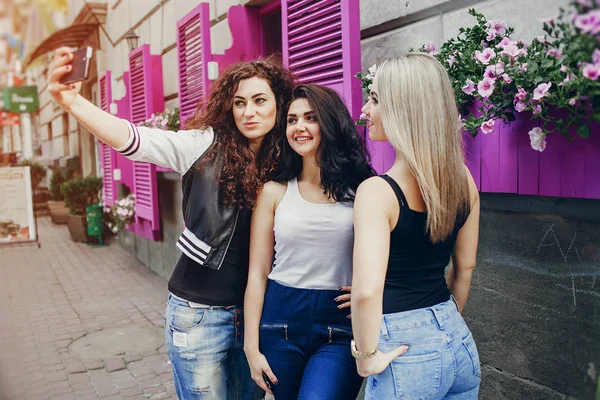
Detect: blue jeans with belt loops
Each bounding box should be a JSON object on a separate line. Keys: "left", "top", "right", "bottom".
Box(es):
{"left": 365, "top": 297, "right": 481, "bottom": 400}
{"left": 259, "top": 279, "right": 364, "bottom": 399}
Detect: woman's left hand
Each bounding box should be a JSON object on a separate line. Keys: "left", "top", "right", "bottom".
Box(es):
{"left": 335, "top": 286, "right": 352, "bottom": 318}
{"left": 356, "top": 346, "right": 409, "bottom": 377}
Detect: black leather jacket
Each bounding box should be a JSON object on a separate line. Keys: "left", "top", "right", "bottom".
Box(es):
{"left": 175, "top": 143, "right": 242, "bottom": 270}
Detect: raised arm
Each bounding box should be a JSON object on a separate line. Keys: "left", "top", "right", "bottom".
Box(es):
{"left": 447, "top": 167, "right": 480, "bottom": 312}
{"left": 351, "top": 177, "right": 408, "bottom": 377}
{"left": 47, "top": 47, "right": 130, "bottom": 148}
{"left": 243, "top": 181, "right": 284, "bottom": 395}
{"left": 47, "top": 47, "right": 213, "bottom": 174}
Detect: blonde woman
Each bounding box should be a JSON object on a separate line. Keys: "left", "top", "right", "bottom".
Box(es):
{"left": 350, "top": 53, "right": 481, "bottom": 399}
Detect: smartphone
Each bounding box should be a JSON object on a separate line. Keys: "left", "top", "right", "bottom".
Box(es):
{"left": 60, "top": 46, "right": 93, "bottom": 85}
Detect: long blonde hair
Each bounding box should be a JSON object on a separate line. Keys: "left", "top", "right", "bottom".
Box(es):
{"left": 377, "top": 53, "right": 470, "bottom": 243}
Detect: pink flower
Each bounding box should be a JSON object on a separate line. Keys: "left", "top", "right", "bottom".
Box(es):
{"left": 575, "top": 10, "right": 600, "bottom": 35}
{"left": 560, "top": 73, "right": 575, "bottom": 86}
{"left": 501, "top": 44, "right": 526, "bottom": 59}
{"left": 514, "top": 101, "right": 527, "bottom": 112}
{"left": 578, "top": 0, "right": 593, "bottom": 7}
{"left": 481, "top": 119, "right": 496, "bottom": 134}
{"left": 477, "top": 78, "right": 496, "bottom": 98}
{"left": 533, "top": 82, "right": 552, "bottom": 100}
{"left": 494, "top": 62, "right": 505, "bottom": 75}
{"left": 484, "top": 66, "right": 497, "bottom": 80}
{"left": 502, "top": 73, "right": 512, "bottom": 83}
{"left": 520, "top": 63, "right": 529, "bottom": 71}
{"left": 537, "top": 35, "right": 547, "bottom": 44}
{"left": 568, "top": 98, "right": 578, "bottom": 106}
{"left": 462, "top": 79, "right": 477, "bottom": 95}
{"left": 593, "top": 49, "right": 600, "bottom": 64}
{"left": 547, "top": 49, "right": 563, "bottom": 58}
{"left": 497, "top": 37, "right": 517, "bottom": 49}
{"left": 560, "top": 65, "right": 568, "bottom": 72}
{"left": 541, "top": 16, "right": 555, "bottom": 25}
{"left": 528, "top": 127, "right": 546, "bottom": 152}
{"left": 582, "top": 63, "right": 600, "bottom": 80}
{"left": 424, "top": 42, "right": 439, "bottom": 55}
{"left": 484, "top": 18, "right": 507, "bottom": 40}
{"left": 475, "top": 48, "right": 496, "bottom": 65}
{"left": 532, "top": 104, "right": 542, "bottom": 114}
{"left": 515, "top": 87, "right": 528, "bottom": 101}
{"left": 447, "top": 55, "right": 456, "bottom": 67}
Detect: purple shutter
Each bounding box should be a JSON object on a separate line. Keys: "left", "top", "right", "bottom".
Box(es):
{"left": 177, "top": 3, "right": 211, "bottom": 129}
{"left": 98, "top": 71, "right": 117, "bottom": 207}
{"left": 281, "top": 0, "right": 361, "bottom": 117}
{"left": 128, "top": 45, "right": 163, "bottom": 241}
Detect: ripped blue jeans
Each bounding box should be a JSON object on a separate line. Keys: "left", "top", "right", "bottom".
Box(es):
{"left": 165, "top": 293, "right": 264, "bottom": 399}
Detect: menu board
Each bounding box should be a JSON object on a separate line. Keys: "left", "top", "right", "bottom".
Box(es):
{"left": 0, "top": 166, "right": 36, "bottom": 243}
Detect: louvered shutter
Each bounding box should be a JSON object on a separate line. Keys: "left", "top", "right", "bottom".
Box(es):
{"left": 282, "top": 0, "right": 362, "bottom": 117}
{"left": 98, "top": 71, "right": 117, "bottom": 207}
{"left": 177, "top": 3, "right": 211, "bottom": 128}
{"left": 128, "top": 45, "right": 163, "bottom": 241}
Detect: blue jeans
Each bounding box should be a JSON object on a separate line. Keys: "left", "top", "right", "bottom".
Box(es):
{"left": 259, "top": 280, "right": 363, "bottom": 400}
{"left": 165, "top": 293, "right": 264, "bottom": 399}
{"left": 365, "top": 298, "right": 481, "bottom": 400}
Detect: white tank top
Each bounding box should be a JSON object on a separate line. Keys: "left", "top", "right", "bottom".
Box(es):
{"left": 268, "top": 178, "right": 354, "bottom": 290}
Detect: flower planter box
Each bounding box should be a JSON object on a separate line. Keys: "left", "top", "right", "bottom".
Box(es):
{"left": 464, "top": 115, "right": 600, "bottom": 199}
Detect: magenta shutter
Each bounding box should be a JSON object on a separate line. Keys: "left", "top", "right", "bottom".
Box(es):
{"left": 281, "top": 0, "right": 361, "bottom": 117}
{"left": 128, "top": 45, "right": 164, "bottom": 241}
{"left": 177, "top": 3, "right": 211, "bottom": 128}
{"left": 98, "top": 71, "right": 118, "bottom": 207}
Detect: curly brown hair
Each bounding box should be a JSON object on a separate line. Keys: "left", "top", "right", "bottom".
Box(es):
{"left": 185, "top": 57, "right": 296, "bottom": 209}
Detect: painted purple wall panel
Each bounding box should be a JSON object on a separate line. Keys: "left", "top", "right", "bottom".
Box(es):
{"left": 496, "top": 120, "right": 519, "bottom": 193}
{"left": 479, "top": 128, "right": 500, "bottom": 192}
{"left": 538, "top": 131, "right": 563, "bottom": 197}
{"left": 463, "top": 132, "right": 482, "bottom": 191}
{"left": 516, "top": 118, "right": 539, "bottom": 195}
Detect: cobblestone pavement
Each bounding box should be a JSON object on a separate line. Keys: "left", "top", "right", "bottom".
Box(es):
{"left": 0, "top": 217, "right": 175, "bottom": 400}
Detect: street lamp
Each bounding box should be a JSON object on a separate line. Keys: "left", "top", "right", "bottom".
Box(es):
{"left": 124, "top": 29, "right": 139, "bottom": 52}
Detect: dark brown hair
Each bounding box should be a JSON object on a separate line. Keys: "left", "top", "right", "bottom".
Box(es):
{"left": 273, "top": 84, "right": 375, "bottom": 202}
{"left": 185, "top": 57, "right": 296, "bottom": 209}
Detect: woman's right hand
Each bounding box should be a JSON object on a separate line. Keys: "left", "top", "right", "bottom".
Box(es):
{"left": 47, "top": 47, "right": 82, "bottom": 109}
{"left": 246, "top": 350, "right": 278, "bottom": 395}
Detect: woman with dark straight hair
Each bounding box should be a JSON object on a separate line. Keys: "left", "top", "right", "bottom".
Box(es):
{"left": 47, "top": 48, "right": 295, "bottom": 400}
{"left": 244, "top": 84, "right": 375, "bottom": 399}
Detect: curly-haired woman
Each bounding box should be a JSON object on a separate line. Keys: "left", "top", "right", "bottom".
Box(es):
{"left": 243, "top": 84, "right": 375, "bottom": 399}
{"left": 47, "top": 47, "right": 295, "bottom": 400}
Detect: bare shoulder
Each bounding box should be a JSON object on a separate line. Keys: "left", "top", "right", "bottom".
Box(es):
{"left": 355, "top": 176, "right": 396, "bottom": 209}
{"left": 462, "top": 165, "right": 479, "bottom": 204}
{"left": 258, "top": 181, "right": 287, "bottom": 208}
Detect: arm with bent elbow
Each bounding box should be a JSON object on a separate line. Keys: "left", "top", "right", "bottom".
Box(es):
{"left": 447, "top": 171, "right": 480, "bottom": 312}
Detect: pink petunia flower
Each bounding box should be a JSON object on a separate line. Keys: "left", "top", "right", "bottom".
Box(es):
{"left": 462, "top": 79, "right": 477, "bottom": 95}
{"left": 537, "top": 35, "right": 547, "bottom": 44}
{"left": 447, "top": 55, "right": 457, "bottom": 67}
{"left": 593, "top": 49, "right": 600, "bottom": 65}
{"left": 497, "top": 37, "right": 517, "bottom": 49}
{"left": 515, "top": 87, "right": 528, "bottom": 101}
{"left": 481, "top": 119, "right": 496, "bottom": 134}
{"left": 533, "top": 82, "right": 552, "bottom": 100}
{"left": 560, "top": 65, "right": 568, "bottom": 72}
{"left": 528, "top": 127, "right": 546, "bottom": 152}
{"left": 501, "top": 44, "right": 527, "bottom": 60}
{"left": 502, "top": 73, "right": 512, "bottom": 83}
{"left": 514, "top": 101, "right": 527, "bottom": 112}
{"left": 574, "top": 10, "right": 600, "bottom": 35}
{"left": 484, "top": 66, "right": 498, "bottom": 80}
{"left": 424, "top": 42, "right": 439, "bottom": 55}
{"left": 520, "top": 63, "right": 529, "bottom": 71}
{"left": 541, "top": 16, "right": 555, "bottom": 25}
{"left": 477, "top": 78, "right": 496, "bottom": 98}
{"left": 568, "top": 98, "right": 578, "bottom": 106}
{"left": 547, "top": 49, "right": 563, "bottom": 58}
{"left": 532, "top": 104, "right": 542, "bottom": 114}
{"left": 475, "top": 48, "right": 496, "bottom": 65}
{"left": 582, "top": 63, "right": 600, "bottom": 80}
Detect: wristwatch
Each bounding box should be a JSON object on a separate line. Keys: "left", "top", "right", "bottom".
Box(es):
{"left": 351, "top": 340, "right": 377, "bottom": 359}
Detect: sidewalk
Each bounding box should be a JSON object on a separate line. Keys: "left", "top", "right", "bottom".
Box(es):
{"left": 0, "top": 217, "right": 175, "bottom": 400}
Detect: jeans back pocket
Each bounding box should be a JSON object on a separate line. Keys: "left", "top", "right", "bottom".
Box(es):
{"left": 461, "top": 331, "right": 481, "bottom": 377}
{"left": 389, "top": 350, "right": 442, "bottom": 400}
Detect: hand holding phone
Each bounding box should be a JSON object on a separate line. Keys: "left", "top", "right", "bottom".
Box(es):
{"left": 59, "top": 47, "right": 93, "bottom": 85}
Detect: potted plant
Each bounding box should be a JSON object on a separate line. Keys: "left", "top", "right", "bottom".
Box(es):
{"left": 47, "top": 167, "right": 70, "bottom": 224}
{"left": 104, "top": 194, "right": 136, "bottom": 235}
{"left": 61, "top": 176, "right": 103, "bottom": 242}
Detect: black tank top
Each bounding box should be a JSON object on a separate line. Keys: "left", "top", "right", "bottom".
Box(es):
{"left": 379, "top": 175, "right": 467, "bottom": 314}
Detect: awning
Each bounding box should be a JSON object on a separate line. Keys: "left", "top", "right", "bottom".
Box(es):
{"left": 23, "top": 23, "right": 99, "bottom": 69}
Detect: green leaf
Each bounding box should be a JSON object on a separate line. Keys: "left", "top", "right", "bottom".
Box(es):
{"left": 577, "top": 125, "right": 590, "bottom": 139}
{"left": 591, "top": 113, "right": 600, "bottom": 123}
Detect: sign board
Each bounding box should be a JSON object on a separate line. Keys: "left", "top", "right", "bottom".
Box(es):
{"left": 0, "top": 166, "right": 36, "bottom": 244}
{"left": 2, "top": 86, "right": 39, "bottom": 113}
{"left": 0, "top": 111, "right": 20, "bottom": 126}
